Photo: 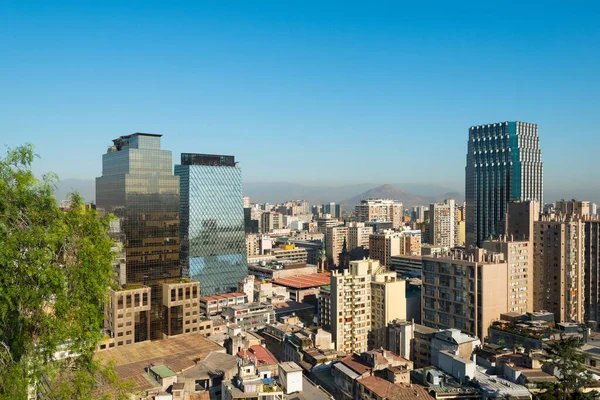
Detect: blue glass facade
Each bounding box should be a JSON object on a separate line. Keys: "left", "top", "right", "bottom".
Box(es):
{"left": 175, "top": 154, "right": 247, "bottom": 296}
{"left": 465, "top": 121, "right": 543, "bottom": 247}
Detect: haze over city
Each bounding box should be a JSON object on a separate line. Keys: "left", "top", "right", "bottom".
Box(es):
{"left": 4, "top": 2, "right": 600, "bottom": 399}
{"left": 2, "top": 1, "right": 600, "bottom": 202}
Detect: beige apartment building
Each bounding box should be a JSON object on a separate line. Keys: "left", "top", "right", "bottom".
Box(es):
{"left": 369, "top": 229, "right": 421, "bottom": 267}
{"left": 331, "top": 259, "right": 406, "bottom": 354}
{"left": 261, "top": 211, "right": 283, "bottom": 233}
{"left": 483, "top": 238, "right": 533, "bottom": 314}
{"left": 422, "top": 249, "right": 509, "bottom": 340}
{"left": 555, "top": 200, "right": 590, "bottom": 218}
{"left": 317, "top": 215, "right": 341, "bottom": 234}
{"left": 246, "top": 233, "right": 259, "bottom": 257}
{"left": 429, "top": 199, "right": 456, "bottom": 248}
{"left": 326, "top": 226, "right": 349, "bottom": 266}
{"left": 347, "top": 221, "right": 373, "bottom": 250}
{"left": 533, "top": 214, "right": 585, "bottom": 323}
{"left": 355, "top": 199, "right": 403, "bottom": 229}
{"left": 455, "top": 203, "right": 466, "bottom": 246}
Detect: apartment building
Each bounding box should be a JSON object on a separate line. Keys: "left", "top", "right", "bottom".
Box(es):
{"left": 369, "top": 229, "right": 421, "bottom": 267}
{"left": 331, "top": 259, "right": 406, "bottom": 354}
{"left": 355, "top": 199, "right": 403, "bottom": 229}
{"left": 261, "top": 211, "right": 283, "bottom": 233}
{"left": 200, "top": 292, "right": 248, "bottom": 316}
{"left": 533, "top": 214, "right": 585, "bottom": 323}
{"left": 222, "top": 302, "right": 275, "bottom": 332}
{"left": 422, "top": 249, "right": 509, "bottom": 340}
{"left": 429, "top": 199, "right": 456, "bottom": 248}
{"left": 326, "top": 226, "right": 349, "bottom": 266}
{"left": 347, "top": 221, "right": 373, "bottom": 250}
{"left": 483, "top": 238, "right": 533, "bottom": 314}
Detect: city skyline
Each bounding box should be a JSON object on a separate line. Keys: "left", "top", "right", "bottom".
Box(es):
{"left": 2, "top": 2, "right": 600, "bottom": 199}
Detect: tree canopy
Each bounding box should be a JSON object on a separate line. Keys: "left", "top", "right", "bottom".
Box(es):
{"left": 0, "top": 144, "right": 130, "bottom": 399}
{"left": 537, "top": 335, "right": 596, "bottom": 400}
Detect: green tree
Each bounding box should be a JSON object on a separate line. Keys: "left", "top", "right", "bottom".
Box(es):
{"left": 537, "top": 335, "right": 596, "bottom": 400}
{"left": 0, "top": 144, "right": 131, "bottom": 399}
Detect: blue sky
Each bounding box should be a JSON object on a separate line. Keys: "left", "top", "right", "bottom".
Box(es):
{"left": 1, "top": 1, "right": 599, "bottom": 194}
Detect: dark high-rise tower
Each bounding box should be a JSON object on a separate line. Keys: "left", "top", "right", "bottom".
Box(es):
{"left": 175, "top": 153, "right": 247, "bottom": 296}
{"left": 96, "top": 133, "right": 181, "bottom": 340}
{"left": 466, "top": 122, "right": 543, "bottom": 247}
{"left": 96, "top": 133, "right": 181, "bottom": 283}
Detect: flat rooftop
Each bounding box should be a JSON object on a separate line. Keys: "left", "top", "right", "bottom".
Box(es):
{"left": 96, "top": 334, "right": 224, "bottom": 391}
{"left": 201, "top": 292, "right": 247, "bottom": 302}
{"left": 273, "top": 273, "right": 331, "bottom": 289}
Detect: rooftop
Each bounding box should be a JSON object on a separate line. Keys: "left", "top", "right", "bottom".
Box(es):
{"left": 279, "top": 361, "right": 303, "bottom": 373}
{"left": 273, "top": 273, "right": 331, "bottom": 289}
{"left": 150, "top": 365, "right": 176, "bottom": 378}
{"left": 95, "top": 334, "right": 223, "bottom": 391}
{"left": 358, "top": 376, "right": 434, "bottom": 400}
{"left": 237, "top": 345, "right": 278, "bottom": 366}
{"left": 201, "top": 292, "right": 247, "bottom": 302}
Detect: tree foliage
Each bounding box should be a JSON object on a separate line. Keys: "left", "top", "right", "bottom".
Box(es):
{"left": 0, "top": 144, "right": 129, "bottom": 399}
{"left": 537, "top": 335, "right": 596, "bottom": 400}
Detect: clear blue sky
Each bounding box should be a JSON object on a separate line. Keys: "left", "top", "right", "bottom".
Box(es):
{"left": 1, "top": 1, "right": 599, "bottom": 194}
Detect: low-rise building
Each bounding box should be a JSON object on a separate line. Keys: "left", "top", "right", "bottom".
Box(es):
{"left": 200, "top": 292, "right": 248, "bottom": 317}
{"left": 222, "top": 302, "right": 275, "bottom": 332}
{"left": 272, "top": 272, "right": 331, "bottom": 303}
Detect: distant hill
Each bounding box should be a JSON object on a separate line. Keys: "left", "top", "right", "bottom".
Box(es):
{"left": 52, "top": 179, "right": 465, "bottom": 208}
{"left": 53, "top": 179, "right": 95, "bottom": 203}
{"left": 340, "top": 184, "right": 464, "bottom": 209}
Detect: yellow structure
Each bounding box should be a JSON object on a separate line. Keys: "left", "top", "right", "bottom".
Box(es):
{"left": 331, "top": 259, "right": 406, "bottom": 353}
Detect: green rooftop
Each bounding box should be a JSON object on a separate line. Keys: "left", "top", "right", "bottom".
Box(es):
{"left": 150, "top": 365, "right": 176, "bottom": 378}
{"left": 320, "top": 285, "right": 331, "bottom": 291}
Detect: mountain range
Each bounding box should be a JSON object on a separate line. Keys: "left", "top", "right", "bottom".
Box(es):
{"left": 53, "top": 178, "right": 599, "bottom": 208}
{"left": 53, "top": 179, "right": 463, "bottom": 208}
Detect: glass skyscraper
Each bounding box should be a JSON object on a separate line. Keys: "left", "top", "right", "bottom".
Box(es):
{"left": 175, "top": 153, "right": 247, "bottom": 296}
{"left": 96, "top": 133, "right": 181, "bottom": 340}
{"left": 465, "top": 121, "right": 543, "bottom": 247}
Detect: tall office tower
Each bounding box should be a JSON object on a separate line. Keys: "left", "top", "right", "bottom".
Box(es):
{"left": 533, "top": 215, "right": 585, "bottom": 323}
{"left": 331, "top": 259, "right": 405, "bottom": 353}
{"left": 347, "top": 221, "right": 373, "bottom": 250}
{"left": 322, "top": 202, "right": 342, "bottom": 218}
{"left": 96, "top": 133, "right": 189, "bottom": 341}
{"left": 326, "top": 226, "right": 349, "bottom": 266}
{"left": 260, "top": 211, "right": 282, "bottom": 233}
{"left": 466, "top": 121, "right": 543, "bottom": 247}
{"left": 96, "top": 133, "right": 181, "bottom": 284}
{"left": 355, "top": 199, "right": 403, "bottom": 229}
{"left": 422, "top": 249, "right": 509, "bottom": 340}
{"left": 369, "top": 229, "right": 421, "bottom": 266}
{"left": 429, "top": 199, "right": 456, "bottom": 248}
{"left": 175, "top": 153, "right": 247, "bottom": 296}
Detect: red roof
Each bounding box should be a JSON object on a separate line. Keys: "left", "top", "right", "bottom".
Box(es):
{"left": 273, "top": 273, "right": 330, "bottom": 289}
{"left": 340, "top": 354, "right": 371, "bottom": 375}
{"left": 237, "top": 345, "right": 277, "bottom": 366}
